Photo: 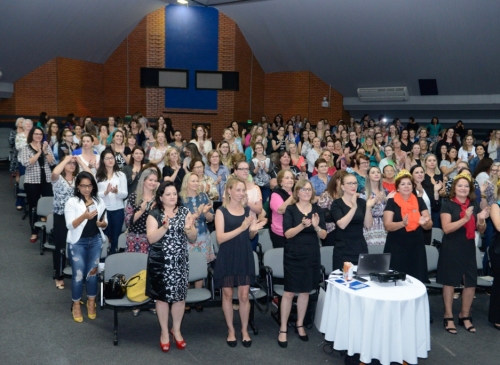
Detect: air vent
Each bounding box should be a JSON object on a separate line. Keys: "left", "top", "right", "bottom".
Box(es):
{"left": 357, "top": 87, "right": 409, "bottom": 102}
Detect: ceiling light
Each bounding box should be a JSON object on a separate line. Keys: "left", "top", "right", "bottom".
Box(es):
{"left": 177, "top": 0, "right": 188, "bottom": 4}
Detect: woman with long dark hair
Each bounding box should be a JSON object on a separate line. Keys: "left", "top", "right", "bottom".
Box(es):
{"left": 96, "top": 149, "right": 128, "bottom": 254}
{"left": 19, "top": 126, "right": 55, "bottom": 242}
{"left": 146, "top": 181, "right": 196, "bottom": 352}
{"left": 122, "top": 146, "right": 146, "bottom": 196}
{"left": 65, "top": 172, "right": 108, "bottom": 322}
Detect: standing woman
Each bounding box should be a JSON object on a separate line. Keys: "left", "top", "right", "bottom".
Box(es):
{"left": 278, "top": 180, "right": 326, "bottom": 347}
{"left": 96, "top": 149, "right": 128, "bottom": 254}
{"left": 205, "top": 150, "right": 230, "bottom": 201}
{"left": 183, "top": 143, "right": 206, "bottom": 172}
{"left": 385, "top": 124, "right": 399, "bottom": 145}
{"left": 164, "top": 118, "right": 175, "bottom": 143}
{"left": 487, "top": 130, "right": 500, "bottom": 162}
{"left": 309, "top": 158, "right": 331, "bottom": 196}
{"left": 250, "top": 142, "right": 272, "bottom": 203}
{"left": 65, "top": 172, "right": 108, "bottom": 322}
{"left": 110, "top": 130, "right": 131, "bottom": 169}
{"left": 146, "top": 181, "right": 196, "bottom": 352}
{"left": 300, "top": 130, "right": 316, "bottom": 158}
{"left": 73, "top": 125, "right": 83, "bottom": 145}
{"left": 190, "top": 158, "right": 219, "bottom": 201}
{"left": 214, "top": 177, "right": 266, "bottom": 348}
{"left": 331, "top": 173, "right": 375, "bottom": 270}
{"left": 470, "top": 144, "right": 486, "bottom": 174}
{"left": 361, "top": 166, "right": 388, "bottom": 246}
{"left": 391, "top": 138, "right": 407, "bottom": 171}
{"left": 142, "top": 128, "right": 156, "bottom": 161}
{"left": 19, "top": 126, "right": 55, "bottom": 242}
{"left": 312, "top": 150, "right": 336, "bottom": 177}
{"left": 411, "top": 166, "right": 442, "bottom": 246}
{"left": 318, "top": 170, "right": 347, "bottom": 247}
{"left": 122, "top": 146, "right": 146, "bottom": 196}
{"left": 488, "top": 182, "right": 500, "bottom": 330}
{"left": 316, "top": 120, "right": 325, "bottom": 141}
{"left": 436, "top": 173, "right": 488, "bottom": 334}
{"left": 426, "top": 117, "right": 443, "bottom": 143}
{"left": 233, "top": 161, "right": 264, "bottom": 251}
{"left": 344, "top": 131, "right": 361, "bottom": 166}
{"left": 180, "top": 172, "right": 215, "bottom": 311}
{"left": 169, "top": 130, "right": 186, "bottom": 162}
{"left": 148, "top": 131, "right": 169, "bottom": 170}
{"left": 130, "top": 118, "right": 145, "bottom": 147}
{"left": 350, "top": 153, "right": 370, "bottom": 194}
{"left": 379, "top": 144, "right": 397, "bottom": 173}
{"left": 362, "top": 137, "right": 381, "bottom": 167}
{"left": 162, "top": 148, "right": 185, "bottom": 191}
{"left": 306, "top": 137, "right": 323, "bottom": 176}
{"left": 269, "top": 151, "right": 301, "bottom": 190}
{"left": 399, "top": 129, "right": 413, "bottom": 153}
{"left": 405, "top": 143, "right": 422, "bottom": 170}
{"left": 288, "top": 142, "right": 306, "bottom": 172}
{"left": 74, "top": 134, "right": 100, "bottom": 174}
{"left": 422, "top": 154, "right": 443, "bottom": 227}
{"left": 383, "top": 170, "right": 432, "bottom": 282}
{"left": 272, "top": 125, "right": 287, "bottom": 153}
{"left": 190, "top": 125, "right": 212, "bottom": 156}
{"left": 270, "top": 170, "right": 295, "bottom": 249}
{"left": 10, "top": 118, "right": 24, "bottom": 210}
{"left": 440, "top": 146, "right": 460, "bottom": 180}
{"left": 437, "top": 128, "right": 460, "bottom": 154}
{"left": 218, "top": 141, "right": 233, "bottom": 171}
{"left": 458, "top": 135, "right": 477, "bottom": 163}
{"left": 51, "top": 155, "right": 80, "bottom": 289}
{"left": 125, "top": 168, "right": 158, "bottom": 254}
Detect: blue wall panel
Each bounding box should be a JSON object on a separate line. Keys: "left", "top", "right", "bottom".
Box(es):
{"left": 165, "top": 5, "right": 218, "bottom": 110}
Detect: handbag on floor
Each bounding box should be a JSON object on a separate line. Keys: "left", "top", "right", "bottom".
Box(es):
{"left": 126, "top": 270, "right": 148, "bottom": 302}
{"left": 104, "top": 273, "right": 126, "bottom": 299}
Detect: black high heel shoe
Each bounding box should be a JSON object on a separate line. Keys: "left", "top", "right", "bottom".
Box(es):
{"left": 443, "top": 318, "right": 457, "bottom": 334}
{"left": 295, "top": 325, "right": 309, "bottom": 341}
{"left": 458, "top": 316, "right": 476, "bottom": 333}
{"left": 278, "top": 330, "right": 288, "bottom": 348}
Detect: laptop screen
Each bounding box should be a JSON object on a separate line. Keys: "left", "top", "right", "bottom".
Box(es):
{"left": 356, "top": 253, "right": 391, "bottom": 276}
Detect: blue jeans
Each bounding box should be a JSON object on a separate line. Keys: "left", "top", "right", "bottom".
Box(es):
{"left": 69, "top": 234, "right": 102, "bottom": 301}
{"left": 104, "top": 209, "right": 124, "bottom": 254}
{"left": 260, "top": 186, "right": 271, "bottom": 204}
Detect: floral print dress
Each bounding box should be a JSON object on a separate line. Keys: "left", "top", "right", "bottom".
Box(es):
{"left": 360, "top": 191, "right": 387, "bottom": 245}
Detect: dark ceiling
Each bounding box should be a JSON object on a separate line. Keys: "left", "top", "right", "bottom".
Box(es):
{"left": 1, "top": 0, "right": 500, "bottom": 117}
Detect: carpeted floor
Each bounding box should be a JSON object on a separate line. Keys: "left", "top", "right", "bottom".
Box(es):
{"left": 0, "top": 169, "right": 498, "bottom": 365}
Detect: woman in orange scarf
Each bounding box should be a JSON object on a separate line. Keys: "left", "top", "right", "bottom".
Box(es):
{"left": 383, "top": 170, "right": 433, "bottom": 283}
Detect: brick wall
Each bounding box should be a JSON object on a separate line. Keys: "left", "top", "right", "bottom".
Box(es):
{"left": 0, "top": 6, "right": 349, "bottom": 135}
{"left": 264, "top": 71, "right": 349, "bottom": 125}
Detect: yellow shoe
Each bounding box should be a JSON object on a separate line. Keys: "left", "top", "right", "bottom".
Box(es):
{"left": 87, "top": 300, "right": 97, "bottom": 320}
{"left": 71, "top": 302, "right": 83, "bottom": 323}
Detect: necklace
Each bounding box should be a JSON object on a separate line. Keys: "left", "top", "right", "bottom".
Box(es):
{"left": 64, "top": 176, "right": 75, "bottom": 187}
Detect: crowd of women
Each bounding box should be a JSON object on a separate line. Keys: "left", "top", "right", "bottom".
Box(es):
{"left": 6, "top": 112, "right": 500, "bottom": 352}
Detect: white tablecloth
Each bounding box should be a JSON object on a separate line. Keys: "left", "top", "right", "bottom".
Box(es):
{"left": 317, "top": 276, "right": 430, "bottom": 365}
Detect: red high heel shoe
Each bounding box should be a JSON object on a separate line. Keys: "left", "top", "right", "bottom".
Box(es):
{"left": 170, "top": 329, "right": 186, "bottom": 349}
{"left": 160, "top": 340, "right": 170, "bottom": 352}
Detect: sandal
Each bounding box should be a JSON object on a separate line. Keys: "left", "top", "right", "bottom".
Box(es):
{"left": 458, "top": 316, "right": 476, "bottom": 333}
{"left": 443, "top": 317, "right": 457, "bottom": 334}
{"left": 132, "top": 308, "right": 140, "bottom": 317}
{"left": 55, "top": 280, "right": 65, "bottom": 290}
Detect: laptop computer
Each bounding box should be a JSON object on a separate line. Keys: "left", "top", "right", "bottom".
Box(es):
{"left": 355, "top": 253, "right": 391, "bottom": 276}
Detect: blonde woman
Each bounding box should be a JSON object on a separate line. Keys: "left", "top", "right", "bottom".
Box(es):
{"left": 218, "top": 140, "right": 233, "bottom": 170}
{"left": 190, "top": 158, "right": 219, "bottom": 201}
{"left": 180, "top": 172, "right": 215, "bottom": 313}
{"left": 487, "top": 130, "right": 500, "bottom": 161}
{"left": 162, "top": 148, "right": 185, "bottom": 192}
{"left": 110, "top": 130, "right": 131, "bottom": 169}
{"left": 405, "top": 143, "right": 422, "bottom": 170}
{"left": 458, "top": 135, "right": 477, "bottom": 162}
{"left": 392, "top": 138, "right": 407, "bottom": 171}
{"left": 361, "top": 166, "right": 388, "bottom": 245}
{"left": 362, "top": 136, "right": 381, "bottom": 167}
{"left": 278, "top": 179, "right": 326, "bottom": 347}
{"left": 288, "top": 142, "right": 306, "bottom": 172}
{"left": 219, "top": 128, "right": 241, "bottom": 154}
{"left": 149, "top": 131, "right": 170, "bottom": 170}
{"left": 214, "top": 177, "right": 266, "bottom": 348}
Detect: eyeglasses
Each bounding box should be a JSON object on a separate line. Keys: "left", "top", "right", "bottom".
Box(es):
{"left": 237, "top": 168, "right": 249, "bottom": 171}
{"left": 299, "top": 188, "right": 312, "bottom": 193}
{"left": 79, "top": 184, "right": 93, "bottom": 189}
{"left": 344, "top": 182, "right": 358, "bottom": 186}
{"left": 104, "top": 157, "right": 115, "bottom": 161}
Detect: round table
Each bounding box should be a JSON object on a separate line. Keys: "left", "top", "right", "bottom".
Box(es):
{"left": 318, "top": 275, "right": 430, "bottom": 365}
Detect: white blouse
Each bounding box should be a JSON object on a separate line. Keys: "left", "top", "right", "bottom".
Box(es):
{"left": 97, "top": 171, "right": 128, "bottom": 211}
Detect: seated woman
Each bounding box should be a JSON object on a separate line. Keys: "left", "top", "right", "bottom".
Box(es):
{"left": 64, "top": 172, "right": 108, "bottom": 322}
{"left": 383, "top": 169, "right": 433, "bottom": 284}
{"left": 278, "top": 179, "right": 326, "bottom": 348}
{"left": 269, "top": 170, "right": 295, "bottom": 249}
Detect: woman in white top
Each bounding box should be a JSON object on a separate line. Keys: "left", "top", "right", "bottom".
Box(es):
{"left": 15, "top": 118, "right": 32, "bottom": 154}
{"left": 379, "top": 144, "right": 397, "bottom": 173}
{"left": 458, "top": 135, "right": 477, "bottom": 163}
{"left": 440, "top": 146, "right": 460, "bottom": 180}
{"left": 487, "top": 130, "right": 500, "bottom": 161}
{"left": 148, "top": 131, "right": 169, "bottom": 170}
{"left": 306, "top": 137, "right": 323, "bottom": 174}
{"left": 96, "top": 149, "right": 128, "bottom": 254}
{"left": 190, "top": 125, "right": 212, "bottom": 156}
{"left": 233, "top": 160, "right": 265, "bottom": 251}
{"left": 65, "top": 171, "right": 108, "bottom": 322}
{"left": 73, "top": 125, "right": 83, "bottom": 145}
{"left": 75, "top": 134, "right": 100, "bottom": 174}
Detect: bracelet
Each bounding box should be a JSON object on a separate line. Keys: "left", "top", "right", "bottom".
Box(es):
{"left": 481, "top": 194, "right": 486, "bottom": 199}
{"left": 478, "top": 220, "right": 486, "bottom": 226}
{"left": 315, "top": 226, "right": 321, "bottom": 233}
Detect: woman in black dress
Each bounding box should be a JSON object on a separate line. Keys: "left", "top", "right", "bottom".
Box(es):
{"left": 436, "top": 173, "right": 488, "bottom": 334}
{"left": 278, "top": 180, "right": 326, "bottom": 348}
{"left": 330, "top": 173, "right": 376, "bottom": 270}
{"left": 146, "top": 181, "right": 196, "bottom": 352}
{"left": 214, "top": 177, "right": 266, "bottom": 348}
{"left": 383, "top": 170, "right": 433, "bottom": 283}
{"left": 489, "top": 183, "right": 500, "bottom": 330}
